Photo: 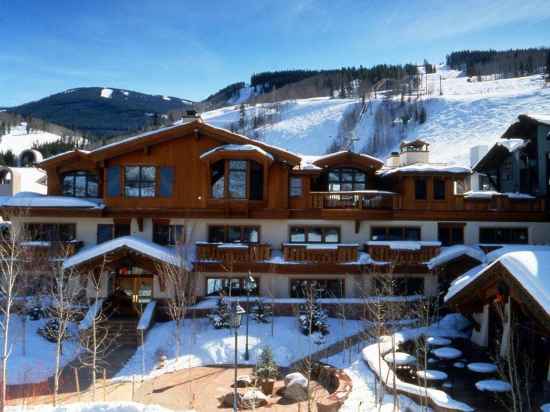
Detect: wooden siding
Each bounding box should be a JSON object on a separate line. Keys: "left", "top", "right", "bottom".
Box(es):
{"left": 367, "top": 244, "right": 440, "bottom": 264}
{"left": 283, "top": 244, "right": 358, "bottom": 263}
{"left": 195, "top": 243, "right": 272, "bottom": 263}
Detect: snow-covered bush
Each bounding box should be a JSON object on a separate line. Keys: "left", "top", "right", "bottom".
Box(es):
{"left": 298, "top": 300, "right": 329, "bottom": 336}
{"left": 207, "top": 297, "right": 231, "bottom": 329}
{"left": 251, "top": 299, "right": 271, "bottom": 324}
{"left": 38, "top": 319, "right": 71, "bottom": 343}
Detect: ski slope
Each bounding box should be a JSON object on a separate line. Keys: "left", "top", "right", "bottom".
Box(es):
{"left": 0, "top": 123, "right": 62, "bottom": 155}
{"left": 202, "top": 70, "right": 550, "bottom": 166}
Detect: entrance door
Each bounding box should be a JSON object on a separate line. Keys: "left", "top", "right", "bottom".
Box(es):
{"left": 111, "top": 275, "right": 153, "bottom": 317}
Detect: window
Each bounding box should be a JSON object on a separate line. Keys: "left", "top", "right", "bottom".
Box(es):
{"left": 327, "top": 168, "right": 366, "bottom": 192}
{"left": 290, "top": 279, "right": 344, "bottom": 298}
{"left": 208, "top": 225, "right": 259, "bottom": 243}
{"left": 438, "top": 223, "right": 464, "bottom": 246}
{"left": 96, "top": 223, "right": 131, "bottom": 244}
{"left": 479, "top": 228, "right": 528, "bottom": 244}
{"left": 370, "top": 226, "right": 420, "bottom": 241}
{"left": 153, "top": 223, "right": 184, "bottom": 246}
{"left": 415, "top": 178, "right": 427, "bottom": 200}
{"left": 289, "top": 226, "right": 340, "bottom": 243}
{"left": 210, "top": 159, "right": 263, "bottom": 200}
{"left": 206, "top": 277, "right": 259, "bottom": 296}
{"left": 62, "top": 171, "right": 98, "bottom": 197}
{"left": 433, "top": 178, "right": 446, "bottom": 200}
{"left": 374, "top": 277, "right": 424, "bottom": 296}
{"left": 25, "top": 223, "right": 76, "bottom": 242}
{"left": 289, "top": 177, "right": 303, "bottom": 197}
{"left": 124, "top": 166, "right": 156, "bottom": 197}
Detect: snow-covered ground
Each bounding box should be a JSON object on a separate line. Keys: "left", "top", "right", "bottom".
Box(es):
{"left": 0, "top": 123, "right": 62, "bottom": 156}
{"left": 202, "top": 70, "right": 550, "bottom": 166}
{"left": 1, "top": 315, "right": 79, "bottom": 385}
{"left": 115, "top": 316, "right": 366, "bottom": 381}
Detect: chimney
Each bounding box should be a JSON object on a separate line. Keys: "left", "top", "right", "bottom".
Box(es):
{"left": 399, "top": 139, "right": 430, "bottom": 166}
{"left": 386, "top": 152, "right": 400, "bottom": 167}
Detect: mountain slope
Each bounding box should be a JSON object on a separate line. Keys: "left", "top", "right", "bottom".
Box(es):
{"left": 202, "top": 70, "right": 550, "bottom": 166}
{"left": 10, "top": 87, "right": 193, "bottom": 139}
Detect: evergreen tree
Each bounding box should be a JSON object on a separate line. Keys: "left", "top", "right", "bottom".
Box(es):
{"left": 1, "top": 151, "right": 16, "bottom": 166}
{"left": 546, "top": 52, "right": 550, "bottom": 79}
{"left": 255, "top": 346, "right": 278, "bottom": 380}
{"left": 238, "top": 103, "right": 246, "bottom": 130}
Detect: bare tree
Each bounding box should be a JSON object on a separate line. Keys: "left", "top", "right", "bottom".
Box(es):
{"left": 49, "top": 248, "right": 84, "bottom": 406}
{"left": 0, "top": 216, "right": 26, "bottom": 410}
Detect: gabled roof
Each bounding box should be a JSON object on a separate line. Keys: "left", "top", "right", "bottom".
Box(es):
{"left": 500, "top": 113, "right": 550, "bottom": 140}
{"left": 63, "top": 235, "right": 185, "bottom": 270}
{"left": 39, "top": 120, "right": 301, "bottom": 167}
{"left": 473, "top": 138, "right": 528, "bottom": 172}
{"left": 38, "top": 149, "right": 91, "bottom": 168}
{"left": 309, "top": 150, "right": 384, "bottom": 170}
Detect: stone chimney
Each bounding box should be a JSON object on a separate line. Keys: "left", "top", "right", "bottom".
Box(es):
{"left": 399, "top": 139, "right": 430, "bottom": 166}
{"left": 386, "top": 152, "right": 400, "bottom": 167}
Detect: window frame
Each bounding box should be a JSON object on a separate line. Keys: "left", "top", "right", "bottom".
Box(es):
{"left": 206, "top": 276, "right": 259, "bottom": 296}
{"left": 289, "top": 176, "right": 303, "bottom": 198}
{"left": 153, "top": 223, "right": 185, "bottom": 246}
{"left": 124, "top": 165, "right": 157, "bottom": 198}
{"left": 479, "top": 227, "right": 528, "bottom": 244}
{"left": 209, "top": 159, "right": 264, "bottom": 201}
{"left": 24, "top": 223, "right": 76, "bottom": 242}
{"left": 326, "top": 168, "right": 367, "bottom": 192}
{"left": 288, "top": 226, "right": 341, "bottom": 243}
{"left": 433, "top": 177, "right": 446, "bottom": 200}
{"left": 96, "top": 223, "right": 131, "bottom": 244}
{"left": 289, "top": 279, "right": 345, "bottom": 298}
{"left": 374, "top": 276, "right": 424, "bottom": 296}
{"left": 415, "top": 178, "right": 427, "bottom": 200}
{"left": 207, "top": 225, "right": 260, "bottom": 244}
{"left": 62, "top": 170, "right": 99, "bottom": 198}
{"left": 370, "top": 226, "right": 421, "bottom": 241}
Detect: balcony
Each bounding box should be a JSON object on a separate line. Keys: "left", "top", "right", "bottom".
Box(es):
{"left": 282, "top": 243, "right": 359, "bottom": 264}
{"left": 195, "top": 242, "right": 272, "bottom": 263}
{"left": 462, "top": 193, "right": 545, "bottom": 212}
{"left": 366, "top": 241, "right": 440, "bottom": 264}
{"left": 310, "top": 191, "right": 397, "bottom": 210}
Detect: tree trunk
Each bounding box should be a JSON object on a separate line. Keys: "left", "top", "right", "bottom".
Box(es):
{"left": 1, "top": 309, "right": 11, "bottom": 411}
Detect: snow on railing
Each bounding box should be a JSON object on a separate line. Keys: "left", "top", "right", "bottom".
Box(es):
{"left": 137, "top": 300, "right": 157, "bottom": 331}
{"left": 79, "top": 299, "right": 104, "bottom": 331}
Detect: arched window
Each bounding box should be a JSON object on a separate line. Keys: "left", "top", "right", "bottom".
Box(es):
{"left": 62, "top": 171, "right": 98, "bottom": 197}
{"left": 326, "top": 168, "right": 366, "bottom": 192}
{"left": 210, "top": 159, "right": 263, "bottom": 200}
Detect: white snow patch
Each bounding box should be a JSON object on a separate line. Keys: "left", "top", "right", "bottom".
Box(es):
{"left": 199, "top": 143, "right": 274, "bottom": 160}
{"left": 367, "top": 241, "right": 441, "bottom": 250}
{"left": 6, "top": 402, "right": 191, "bottom": 412}
{"left": 1, "top": 193, "right": 103, "bottom": 208}
{"left": 0, "top": 123, "right": 63, "bottom": 156}
{"left": 427, "top": 245, "right": 485, "bottom": 269}
{"left": 100, "top": 88, "right": 113, "bottom": 98}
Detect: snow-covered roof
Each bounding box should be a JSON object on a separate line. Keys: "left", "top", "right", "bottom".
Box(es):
{"left": 378, "top": 163, "right": 470, "bottom": 176}
{"left": 39, "top": 149, "right": 90, "bottom": 164}
{"left": 496, "top": 138, "right": 527, "bottom": 153}
{"left": 313, "top": 150, "right": 384, "bottom": 165}
{"left": 0, "top": 192, "right": 103, "bottom": 209}
{"left": 445, "top": 246, "right": 550, "bottom": 310}
{"left": 63, "top": 236, "right": 185, "bottom": 270}
{"left": 522, "top": 113, "right": 550, "bottom": 126}
{"left": 367, "top": 241, "right": 441, "bottom": 251}
{"left": 199, "top": 144, "right": 274, "bottom": 160}
{"left": 427, "top": 245, "right": 485, "bottom": 269}
{"left": 463, "top": 191, "right": 535, "bottom": 199}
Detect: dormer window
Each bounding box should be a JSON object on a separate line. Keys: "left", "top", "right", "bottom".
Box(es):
{"left": 210, "top": 159, "right": 263, "bottom": 200}
{"left": 62, "top": 171, "right": 98, "bottom": 197}
{"left": 327, "top": 168, "right": 366, "bottom": 192}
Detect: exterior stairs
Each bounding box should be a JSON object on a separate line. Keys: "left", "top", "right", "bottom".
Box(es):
{"left": 106, "top": 318, "right": 142, "bottom": 347}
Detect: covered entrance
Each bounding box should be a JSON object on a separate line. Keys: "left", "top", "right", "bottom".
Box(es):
{"left": 107, "top": 270, "right": 155, "bottom": 318}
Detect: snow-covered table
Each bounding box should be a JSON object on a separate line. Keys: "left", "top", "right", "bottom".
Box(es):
{"left": 426, "top": 336, "right": 451, "bottom": 346}
{"left": 383, "top": 352, "right": 416, "bottom": 366}
{"left": 415, "top": 369, "right": 448, "bottom": 381}
{"left": 475, "top": 379, "right": 512, "bottom": 392}
{"left": 467, "top": 362, "right": 497, "bottom": 374}
{"left": 432, "top": 347, "right": 463, "bottom": 360}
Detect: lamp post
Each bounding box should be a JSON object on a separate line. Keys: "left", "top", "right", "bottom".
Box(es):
{"left": 244, "top": 274, "right": 256, "bottom": 361}
{"left": 231, "top": 302, "right": 245, "bottom": 412}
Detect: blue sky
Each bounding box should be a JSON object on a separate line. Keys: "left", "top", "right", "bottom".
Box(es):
{"left": 1, "top": 0, "right": 549, "bottom": 106}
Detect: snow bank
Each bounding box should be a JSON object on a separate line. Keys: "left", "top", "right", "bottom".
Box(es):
{"left": 79, "top": 299, "right": 104, "bottom": 331}
{"left": 362, "top": 314, "right": 473, "bottom": 411}
{"left": 7, "top": 401, "right": 192, "bottom": 412}
{"left": 137, "top": 300, "right": 157, "bottom": 331}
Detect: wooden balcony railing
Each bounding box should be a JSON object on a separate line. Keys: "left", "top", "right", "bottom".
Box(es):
{"left": 366, "top": 241, "right": 440, "bottom": 264}
{"left": 283, "top": 243, "right": 359, "bottom": 264}
{"left": 462, "top": 194, "right": 545, "bottom": 212}
{"left": 195, "top": 242, "right": 271, "bottom": 263}
{"left": 310, "top": 191, "right": 397, "bottom": 210}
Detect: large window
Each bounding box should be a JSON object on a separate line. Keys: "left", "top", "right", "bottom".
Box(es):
{"left": 370, "top": 226, "right": 421, "bottom": 241}
{"left": 97, "top": 223, "right": 131, "bottom": 244}
{"left": 124, "top": 166, "right": 156, "bottom": 197}
{"left": 62, "top": 171, "right": 98, "bottom": 197}
{"left": 25, "top": 223, "right": 76, "bottom": 242}
{"left": 208, "top": 225, "right": 259, "bottom": 243}
{"left": 327, "top": 168, "right": 366, "bottom": 192}
{"left": 374, "top": 277, "right": 424, "bottom": 296}
{"left": 289, "top": 226, "right": 340, "bottom": 243}
{"left": 433, "top": 178, "right": 446, "bottom": 200}
{"left": 153, "top": 223, "right": 184, "bottom": 246}
{"left": 479, "top": 228, "right": 528, "bottom": 244}
{"left": 415, "top": 178, "right": 427, "bottom": 200}
{"left": 206, "top": 277, "right": 259, "bottom": 296}
{"left": 210, "top": 159, "right": 263, "bottom": 200}
{"left": 438, "top": 223, "right": 464, "bottom": 246}
{"left": 290, "top": 279, "right": 344, "bottom": 298}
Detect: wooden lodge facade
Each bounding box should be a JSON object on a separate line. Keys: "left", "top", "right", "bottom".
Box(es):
{"left": 1, "top": 116, "right": 549, "bottom": 316}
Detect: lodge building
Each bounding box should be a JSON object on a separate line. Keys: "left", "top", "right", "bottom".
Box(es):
{"left": 1, "top": 115, "right": 549, "bottom": 318}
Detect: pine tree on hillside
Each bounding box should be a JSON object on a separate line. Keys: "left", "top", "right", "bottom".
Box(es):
{"left": 546, "top": 51, "right": 550, "bottom": 81}
{"left": 238, "top": 103, "right": 246, "bottom": 130}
